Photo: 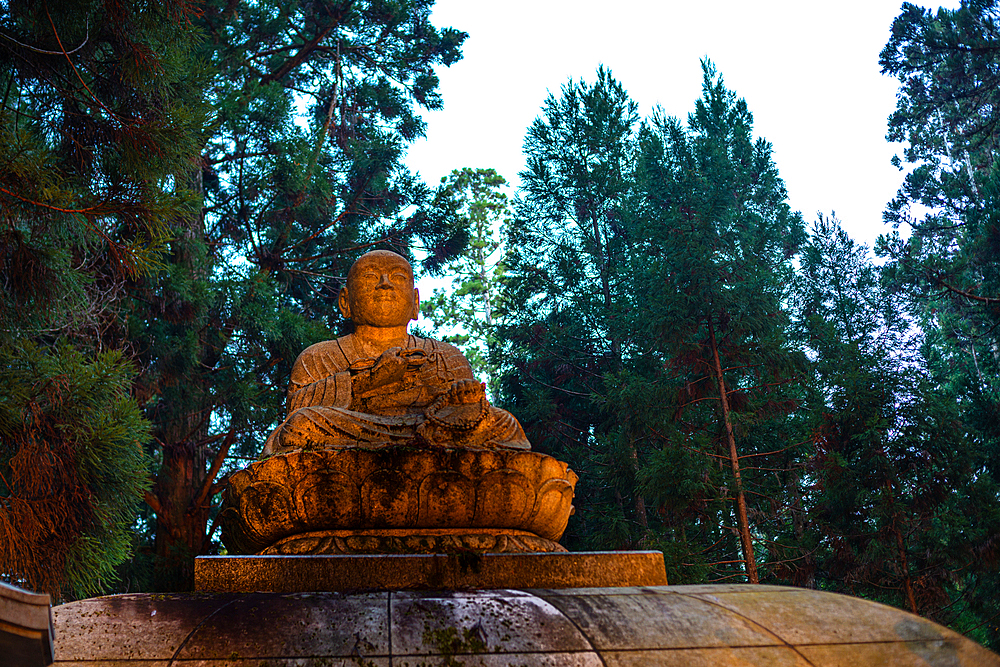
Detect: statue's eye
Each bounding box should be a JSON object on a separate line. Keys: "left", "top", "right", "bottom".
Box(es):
{"left": 390, "top": 271, "right": 409, "bottom": 284}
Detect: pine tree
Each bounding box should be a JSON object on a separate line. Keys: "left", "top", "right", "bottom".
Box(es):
{"left": 879, "top": 0, "right": 1000, "bottom": 483}
{"left": 113, "top": 0, "right": 469, "bottom": 590}
{"left": 496, "top": 67, "right": 648, "bottom": 550}
{"left": 0, "top": 343, "right": 150, "bottom": 600}
{"left": 629, "top": 62, "right": 807, "bottom": 583}
{"left": 794, "top": 215, "right": 1000, "bottom": 648}
{"left": 1, "top": 0, "right": 470, "bottom": 593}
{"left": 875, "top": 3, "right": 1000, "bottom": 643}
{"left": 420, "top": 168, "right": 509, "bottom": 388}
{"left": 0, "top": 0, "right": 207, "bottom": 597}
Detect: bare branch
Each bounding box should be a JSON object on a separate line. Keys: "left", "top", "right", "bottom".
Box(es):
{"left": 0, "top": 19, "right": 88, "bottom": 55}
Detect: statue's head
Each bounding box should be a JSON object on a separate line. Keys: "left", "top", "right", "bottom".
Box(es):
{"left": 339, "top": 250, "right": 419, "bottom": 328}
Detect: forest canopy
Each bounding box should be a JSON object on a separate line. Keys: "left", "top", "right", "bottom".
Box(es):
{"left": 1, "top": 0, "right": 998, "bottom": 651}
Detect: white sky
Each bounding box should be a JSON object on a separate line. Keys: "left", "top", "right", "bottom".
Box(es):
{"left": 406, "top": 0, "right": 959, "bottom": 251}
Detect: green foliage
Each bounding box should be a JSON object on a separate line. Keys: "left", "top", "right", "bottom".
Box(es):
{"left": 628, "top": 61, "right": 807, "bottom": 583}
{"left": 0, "top": 342, "right": 150, "bottom": 601}
{"left": 497, "top": 66, "right": 645, "bottom": 549}
{"left": 878, "top": 0, "right": 1000, "bottom": 475}
{"left": 421, "top": 168, "right": 509, "bottom": 388}
{"left": 497, "top": 63, "right": 807, "bottom": 585}
{"left": 794, "top": 215, "right": 1000, "bottom": 647}
{"left": 876, "top": 1, "right": 1000, "bottom": 645}
{"left": 0, "top": 0, "right": 207, "bottom": 597}
{"left": 113, "top": 0, "right": 471, "bottom": 590}
{"left": 1, "top": 0, "right": 470, "bottom": 592}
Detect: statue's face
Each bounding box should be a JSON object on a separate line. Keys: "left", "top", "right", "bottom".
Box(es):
{"left": 339, "top": 251, "right": 419, "bottom": 327}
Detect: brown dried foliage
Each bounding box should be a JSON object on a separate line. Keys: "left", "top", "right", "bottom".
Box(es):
{"left": 1, "top": 377, "right": 94, "bottom": 600}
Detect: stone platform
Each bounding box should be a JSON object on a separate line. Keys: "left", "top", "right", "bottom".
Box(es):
{"left": 52, "top": 584, "right": 1000, "bottom": 665}
{"left": 194, "top": 551, "right": 668, "bottom": 592}
{"left": 0, "top": 581, "right": 53, "bottom": 666}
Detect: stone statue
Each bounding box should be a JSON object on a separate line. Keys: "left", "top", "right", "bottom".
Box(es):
{"left": 263, "top": 250, "right": 529, "bottom": 456}
{"left": 221, "top": 249, "right": 577, "bottom": 557}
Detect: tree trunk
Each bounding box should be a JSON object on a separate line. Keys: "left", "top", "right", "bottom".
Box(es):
{"left": 708, "top": 316, "right": 759, "bottom": 584}
{"left": 147, "top": 164, "right": 215, "bottom": 591}
{"left": 893, "top": 519, "right": 918, "bottom": 614}
{"left": 886, "top": 487, "right": 918, "bottom": 614}
{"left": 151, "top": 438, "right": 209, "bottom": 590}
{"left": 626, "top": 436, "right": 649, "bottom": 532}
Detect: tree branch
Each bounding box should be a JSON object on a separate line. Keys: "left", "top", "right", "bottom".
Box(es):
{"left": 259, "top": 25, "right": 336, "bottom": 86}
{"left": 932, "top": 275, "right": 1000, "bottom": 304}
{"left": 190, "top": 429, "right": 236, "bottom": 513}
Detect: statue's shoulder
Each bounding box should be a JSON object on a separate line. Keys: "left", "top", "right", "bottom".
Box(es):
{"left": 290, "top": 337, "right": 356, "bottom": 384}
{"left": 296, "top": 337, "right": 354, "bottom": 360}
{"left": 406, "top": 335, "right": 460, "bottom": 354}
{"left": 407, "top": 335, "right": 471, "bottom": 370}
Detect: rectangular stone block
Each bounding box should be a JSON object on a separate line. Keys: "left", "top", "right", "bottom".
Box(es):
{"left": 0, "top": 581, "right": 53, "bottom": 667}
{"left": 194, "top": 551, "right": 667, "bottom": 592}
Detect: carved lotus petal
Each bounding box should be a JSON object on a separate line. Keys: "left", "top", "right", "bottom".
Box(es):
{"left": 294, "top": 471, "right": 360, "bottom": 529}
{"left": 240, "top": 482, "right": 296, "bottom": 541}
{"left": 418, "top": 471, "right": 475, "bottom": 527}
{"left": 220, "top": 447, "right": 578, "bottom": 555}
{"left": 527, "top": 479, "right": 576, "bottom": 541}
{"left": 361, "top": 469, "right": 416, "bottom": 527}
{"left": 475, "top": 469, "right": 535, "bottom": 527}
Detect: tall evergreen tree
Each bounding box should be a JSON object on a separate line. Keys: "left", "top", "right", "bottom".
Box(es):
{"left": 496, "top": 67, "right": 648, "bottom": 550}
{"left": 629, "top": 62, "right": 806, "bottom": 583}
{"left": 877, "top": 3, "right": 1000, "bottom": 643}
{"left": 114, "top": 0, "right": 469, "bottom": 590}
{"left": 498, "top": 65, "right": 807, "bottom": 585}
{"left": 879, "top": 0, "right": 1000, "bottom": 481}
{"left": 0, "top": 0, "right": 207, "bottom": 597}
{"left": 420, "top": 168, "right": 510, "bottom": 388}
{"left": 794, "top": 215, "right": 1000, "bottom": 648}
{"left": 1, "top": 0, "right": 469, "bottom": 593}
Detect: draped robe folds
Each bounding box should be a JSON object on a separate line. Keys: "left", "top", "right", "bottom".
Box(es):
{"left": 262, "top": 334, "right": 530, "bottom": 455}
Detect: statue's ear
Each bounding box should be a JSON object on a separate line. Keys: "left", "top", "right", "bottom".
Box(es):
{"left": 338, "top": 287, "right": 351, "bottom": 319}
{"left": 411, "top": 288, "right": 420, "bottom": 321}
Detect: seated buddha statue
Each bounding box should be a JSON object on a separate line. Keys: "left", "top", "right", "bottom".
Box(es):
{"left": 262, "top": 250, "right": 530, "bottom": 456}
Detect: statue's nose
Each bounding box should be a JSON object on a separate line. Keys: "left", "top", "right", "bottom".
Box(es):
{"left": 376, "top": 273, "right": 393, "bottom": 288}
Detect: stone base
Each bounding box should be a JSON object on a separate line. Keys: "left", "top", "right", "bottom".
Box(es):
{"left": 52, "top": 585, "right": 1000, "bottom": 666}
{"left": 261, "top": 527, "right": 566, "bottom": 555}
{"left": 0, "top": 582, "right": 53, "bottom": 667}
{"left": 194, "top": 550, "right": 667, "bottom": 592}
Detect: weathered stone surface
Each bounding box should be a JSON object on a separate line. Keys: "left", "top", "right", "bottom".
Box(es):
{"left": 52, "top": 585, "right": 1000, "bottom": 666}
{"left": 601, "top": 647, "right": 813, "bottom": 666}
{"left": 194, "top": 551, "right": 668, "bottom": 592}
{"left": 535, "top": 588, "right": 785, "bottom": 650}
{"left": 262, "top": 528, "right": 566, "bottom": 555}
{"left": 52, "top": 593, "right": 239, "bottom": 661}
{"left": 0, "top": 581, "right": 53, "bottom": 667}
{"left": 679, "top": 585, "right": 970, "bottom": 648}
{"left": 391, "top": 590, "right": 595, "bottom": 656}
{"left": 220, "top": 448, "right": 578, "bottom": 554}
{"left": 175, "top": 592, "right": 389, "bottom": 660}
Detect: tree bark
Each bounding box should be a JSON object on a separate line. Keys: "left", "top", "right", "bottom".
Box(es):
{"left": 893, "top": 519, "right": 918, "bottom": 615}
{"left": 147, "top": 164, "right": 216, "bottom": 591}
{"left": 708, "top": 316, "right": 758, "bottom": 583}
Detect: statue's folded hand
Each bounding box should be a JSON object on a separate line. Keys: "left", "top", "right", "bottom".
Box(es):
{"left": 352, "top": 346, "right": 427, "bottom": 397}
{"left": 420, "top": 379, "right": 490, "bottom": 437}
{"left": 448, "top": 378, "right": 487, "bottom": 405}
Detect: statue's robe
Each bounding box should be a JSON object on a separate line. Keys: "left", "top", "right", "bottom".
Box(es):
{"left": 263, "top": 334, "right": 529, "bottom": 455}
